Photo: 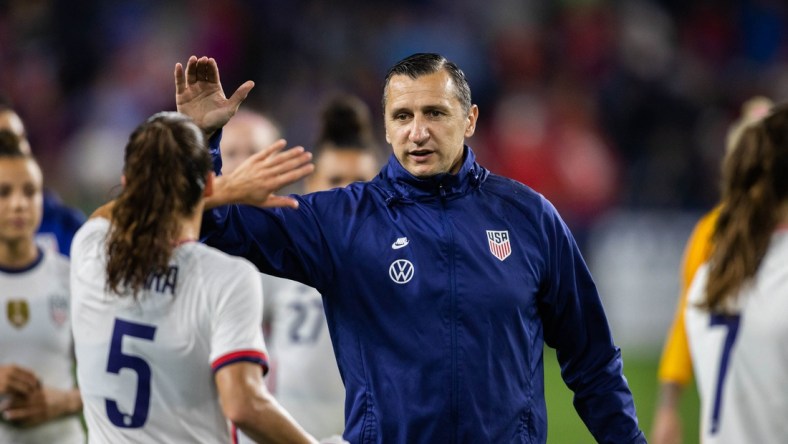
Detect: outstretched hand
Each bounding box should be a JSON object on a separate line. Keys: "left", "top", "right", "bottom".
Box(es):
{"left": 206, "top": 139, "right": 314, "bottom": 210}
{"left": 174, "top": 55, "right": 254, "bottom": 136}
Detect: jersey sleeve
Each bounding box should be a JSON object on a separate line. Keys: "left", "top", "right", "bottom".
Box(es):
{"left": 537, "top": 199, "right": 646, "bottom": 443}
{"left": 657, "top": 206, "right": 720, "bottom": 385}
{"left": 209, "top": 259, "right": 269, "bottom": 374}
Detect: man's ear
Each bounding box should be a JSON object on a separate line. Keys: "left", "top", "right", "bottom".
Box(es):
{"left": 203, "top": 172, "right": 215, "bottom": 198}
{"left": 120, "top": 175, "right": 127, "bottom": 188}
{"left": 464, "top": 105, "right": 479, "bottom": 138}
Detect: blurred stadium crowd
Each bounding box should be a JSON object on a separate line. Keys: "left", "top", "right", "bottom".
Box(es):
{"left": 1, "top": 0, "right": 786, "bottom": 348}
{"left": 2, "top": 0, "right": 786, "bottom": 218}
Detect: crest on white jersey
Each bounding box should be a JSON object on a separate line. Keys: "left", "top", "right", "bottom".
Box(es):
{"left": 389, "top": 259, "right": 414, "bottom": 284}
{"left": 49, "top": 294, "right": 69, "bottom": 328}
{"left": 487, "top": 230, "right": 512, "bottom": 261}
{"left": 7, "top": 299, "right": 29, "bottom": 329}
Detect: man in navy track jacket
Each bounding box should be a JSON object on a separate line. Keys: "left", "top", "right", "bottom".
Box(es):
{"left": 177, "top": 53, "right": 646, "bottom": 443}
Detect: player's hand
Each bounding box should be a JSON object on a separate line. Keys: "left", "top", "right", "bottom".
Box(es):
{"left": 174, "top": 55, "right": 254, "bottom": 137}
{"left": 2, "top": 386, "right": 80, "bottom": 427}
{"left": 0, "top": 365, "right": 39, "bottom": 397}
{"left": 207, "top": 139, "right": 314, "bottom": 209}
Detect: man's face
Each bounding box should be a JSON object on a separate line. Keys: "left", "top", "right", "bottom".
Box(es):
{"left": 305, "top": 147, "right": 379, "bottom": 193}
{"left": 384, "top": 70, "right": 478, "bottom": 178}
{"left": 0, "top": 158, "right": 43, "bottom": 245}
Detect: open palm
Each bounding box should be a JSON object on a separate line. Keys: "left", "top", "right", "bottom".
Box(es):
{"left": 174, "top": 55, "right": 254, "bottom": 135}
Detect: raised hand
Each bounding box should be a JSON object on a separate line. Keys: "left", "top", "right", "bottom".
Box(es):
{"left": 206, "top": 139, "right": 314, "bottom": 209}
{"left": 174, "top": 55, "right": 254, "bottom": 136}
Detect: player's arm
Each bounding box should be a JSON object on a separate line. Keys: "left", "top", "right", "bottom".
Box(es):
{"left": 216, "top": 361, "right": 318, "bottom": 444}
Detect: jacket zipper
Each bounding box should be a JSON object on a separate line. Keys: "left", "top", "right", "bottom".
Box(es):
{"left": 439, "top": 183, "right": 459, "bottom": 443}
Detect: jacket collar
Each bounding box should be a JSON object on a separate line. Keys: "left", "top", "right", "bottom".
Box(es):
{"left": 377, "top": 145, "right": 488, "bottom": 202}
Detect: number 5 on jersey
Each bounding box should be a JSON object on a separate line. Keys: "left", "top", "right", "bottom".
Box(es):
{"left": 106, "top": 318, "right": 157, "bottom": 428}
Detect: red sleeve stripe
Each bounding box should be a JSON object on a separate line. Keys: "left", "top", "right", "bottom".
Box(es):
{"left": 212, "top": 350, "right": 269, "bottom": 374}
{"left": 230, "top": 423, "right": 238, "bottom": 444}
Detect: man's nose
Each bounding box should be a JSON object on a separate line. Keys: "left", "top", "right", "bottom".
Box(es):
{"left": 408, "top": 116, "right": 429, "bottom": 144}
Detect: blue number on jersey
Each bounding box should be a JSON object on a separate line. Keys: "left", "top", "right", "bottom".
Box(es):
{"left": 105, "top": 318, "right": 157, "bottom": 428}
{"left": 708, "top": 313, "right": 740, "bottom": 434}
{"left": 287, "top": 299, "right": 324, "bottom": 343}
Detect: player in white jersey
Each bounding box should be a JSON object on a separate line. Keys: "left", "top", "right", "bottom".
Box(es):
{"left": 686, "top": 103, "right": 788, "bottom": 444}
{"left": 0, "top": 130, "right": 84, "bottom": 443}
{"left": 69, "top": 101, "right": 319, "bottom": 443}
{"left": 225, "top": 94, "right": 380, "bottom": 440}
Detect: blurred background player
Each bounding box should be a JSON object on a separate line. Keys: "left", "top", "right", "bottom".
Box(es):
{"left": 70, "top": 111, "right": 321, "bottom": 443}
{"left": 0, "top": 130, "right": 84, "bottom": 443}
{"left": 220, "top": 109, "right": 282, "bottom": 175}
{"left": 0, "top": 98, "right": 85, "bottom": 257}
{"left": 230, "top": 95, "right": 380, "bottom": 441}
{"left": 686, "top": 103, "right": 788, "bottom": 443}
{"left": 651, "top": 96, "right": 773, "bottom": 444}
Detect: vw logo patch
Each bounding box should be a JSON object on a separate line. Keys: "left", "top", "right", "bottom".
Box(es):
{"left": 389, "top": 259, "right": 414, "bottom": 284}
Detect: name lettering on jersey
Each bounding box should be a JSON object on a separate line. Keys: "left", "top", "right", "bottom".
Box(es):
{"left": 486, "top": 230, "right": 512, "bottom": 261}
{"left": 389, "top": 259, "right": 414, "bottom": 284}
{"left": 144, "top": 266, "right": 179, "bottom": 295}
{"left": 6, "top": 299, "right": 29, "bottom": 329}
{"left": 48, "top": 294, "right": 69, "bottom": 328}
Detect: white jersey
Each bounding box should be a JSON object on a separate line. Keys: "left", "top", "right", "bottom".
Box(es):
{"left": 71, "top": 218, "right": 267, "bottom": 444}
{"left": 686, "top": 230, "right": 788, "bottom": 444}
{"left": 261, "top": 275, "right": 344, "bottom": 437}
{"left": 0, "top": 248, "right": 85, "bottom": 444}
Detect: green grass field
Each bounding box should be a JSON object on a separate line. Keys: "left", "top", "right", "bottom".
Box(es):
{"left": 544, "top": 350, "right": 700, "bottom": 443}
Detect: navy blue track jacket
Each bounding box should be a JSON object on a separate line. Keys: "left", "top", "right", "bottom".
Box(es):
{"left": 202, "top": 136, "right": 646, "bottom": 443}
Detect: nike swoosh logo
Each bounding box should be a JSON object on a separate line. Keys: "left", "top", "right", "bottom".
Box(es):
{"left": 392, "top": 239, "right": 409, "bottom": 249}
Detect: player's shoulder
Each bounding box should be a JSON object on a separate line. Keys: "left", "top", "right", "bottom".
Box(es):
{"left": 72, "top": 217, "right": 110, "bottom": 251}
{"left": 185, "top": 242, "right": 260, "bottom": 280}
{"left": 686, "top": 263, "right": 711, "bottom": 306}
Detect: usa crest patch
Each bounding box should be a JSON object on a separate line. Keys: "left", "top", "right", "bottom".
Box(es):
{"left": 7, "top": 299, "right": 29, "bottom": 329}
{"left": 486, "top": 230, "right": 511, "bottom": 261}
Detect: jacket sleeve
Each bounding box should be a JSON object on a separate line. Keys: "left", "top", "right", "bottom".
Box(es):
{"left": 200, "top": 131, "right": 334, "bottom": 290}
{"left": 537, "top": 201, "right": 646, "bottom": 444}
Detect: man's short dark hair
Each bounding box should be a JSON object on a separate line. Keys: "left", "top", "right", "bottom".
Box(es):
{"left": 383, "top": 53, "right": 472, "bottom": 114}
